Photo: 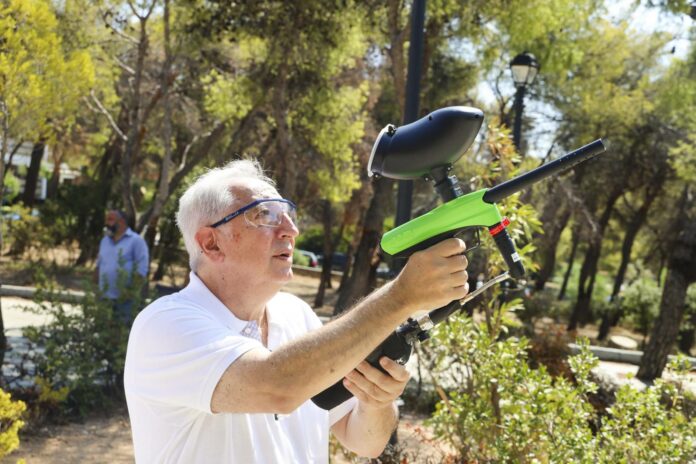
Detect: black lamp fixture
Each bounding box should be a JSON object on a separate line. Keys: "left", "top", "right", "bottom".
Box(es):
{"left": 510, "top": 51, "right": 540, "bottom": 88}
{"left": 509, "top": 51, "right": 540, "bottom": 153}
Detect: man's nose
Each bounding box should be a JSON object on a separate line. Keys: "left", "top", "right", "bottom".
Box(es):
{"left": 278, "top": 213, "right": 299, "bottom": 237}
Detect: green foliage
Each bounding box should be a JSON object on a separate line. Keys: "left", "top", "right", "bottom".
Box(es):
{"left": 202, "top": 70, "right": 255, "bottom": 123}
{"left": 295, "top": 224, "right": 350, "bottom": 254}
{"left": 292, "top": 249, "right": 310, "bottom": 267}
{"left": 621, "top": 276, "right": 662, "bottom": 340}
{"left": 0, "top": 389, "right": 25, "bottom": 459}
{"left": 425, "top": 308, "right": 696, "bottom": 462}
{"left": 295, "top": 225, "right": 325, "bottom": 254}
{"left": 1, "top": 172, "right": 21, "bottom": 202}
{"left": 0, "top": 0, "right": 95, "bottom": 161}
{"left": 1, "top": 195, "right": 86, "bottom": 258}
{"left": 22, "top": 276, "right": 148, "bottom": 418}
{"left": 297, "top": 83, "right": 367, "bottom": 203}
{"left": 595, "top": 354, "right": 696, "bottom": 462}
{"left": 683, "top": 285, "right": 696, "bottom": 332}
{"left": 1, "top": 205, "right": 44, "bottom": 256}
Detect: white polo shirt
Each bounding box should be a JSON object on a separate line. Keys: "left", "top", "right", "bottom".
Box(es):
{"left": 124, "top": 272, "right": 355, "bottom": 463}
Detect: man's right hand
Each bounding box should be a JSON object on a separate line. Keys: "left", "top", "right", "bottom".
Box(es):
{"left": 391, "top": 238, "right": 470, "bottom": 312}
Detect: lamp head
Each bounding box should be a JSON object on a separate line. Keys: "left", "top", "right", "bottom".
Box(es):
{"left": 368, "top": 106, "right": 484, "bottom": 180}
{"left": 510, "top": 51, "right": 540, "bottom": 87}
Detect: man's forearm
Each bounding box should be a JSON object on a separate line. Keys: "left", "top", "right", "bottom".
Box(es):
{"left": 263, "top": 281, "right": 415, "bottom": 402}
{"left": 212, "top": 280, "right": 417, "bottom": 414}
{"left": 333, "top": 401, "right": 399, "bottom": 458}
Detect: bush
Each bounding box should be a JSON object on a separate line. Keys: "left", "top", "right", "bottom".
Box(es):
{"left": 292, "top": 249, "right": 310, "bottom": 266}
{"left": 0, "top": 389, "right": 25, "bottom": 459}
{"left": 621, "top": 277, "right": 661, "bottom": 343}
{"left": 1, "top": 205, "right": 45, "bottom": 256}
{"left": 422, "top": 306, "right": 696, "bottom": 463}
{"left": 19, "top": 274, "right": 148, "bottom": 419}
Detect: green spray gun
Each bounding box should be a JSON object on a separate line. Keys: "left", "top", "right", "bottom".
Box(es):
{"left": 312, "top": 106, "right": 606, "bottom": 410}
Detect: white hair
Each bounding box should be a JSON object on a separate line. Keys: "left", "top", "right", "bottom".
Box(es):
{"left": 176, "top": 159, "right": 276, "bottom": 271}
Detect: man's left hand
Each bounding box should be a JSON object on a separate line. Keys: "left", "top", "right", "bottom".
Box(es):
{"left": 343, "top": 357, "right": 410, "bottom": 410}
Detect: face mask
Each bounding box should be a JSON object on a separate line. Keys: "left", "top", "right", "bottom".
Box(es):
{"left": 104, "top": 224, "right": 118, "bottom": 237}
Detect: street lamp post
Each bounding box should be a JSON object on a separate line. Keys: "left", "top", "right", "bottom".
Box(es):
{"left": 510, "top": 51, "right": 540, "bottom": 154}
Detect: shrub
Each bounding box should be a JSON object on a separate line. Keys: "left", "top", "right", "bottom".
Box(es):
{"left": 1, "top": 205, "right": 44, "bottom": 257}
{"left": 0, "top": 389, "right": 25, "bottom": 459}
{"left": 20, "top": 274, "right": 148, "bottom": 418}
{"left": 621, "top": 277, "right": 661, "bottom": 343}
{"left": 422, "top": 304, "right": 696, "bottom": 463}
{"left": 292, "top": 249, "right": 310, "bottom": 266}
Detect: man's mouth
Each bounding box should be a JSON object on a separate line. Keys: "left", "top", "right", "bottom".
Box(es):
{"left": 274, "top": 249, "right": 293, "bottom": 260}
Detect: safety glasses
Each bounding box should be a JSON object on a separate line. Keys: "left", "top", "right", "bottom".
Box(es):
{"left": 209, "top": 198, "right": 297, "bottom": 229}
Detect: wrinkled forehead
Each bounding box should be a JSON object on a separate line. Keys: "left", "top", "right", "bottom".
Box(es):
{"left": 229, "top": 178, "right": 280, "bottom": 205}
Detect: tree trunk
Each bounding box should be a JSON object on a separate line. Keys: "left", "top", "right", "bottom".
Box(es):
{"left": 314, "top": 200, "right": 335, "bottom": 308}
{"left": 597, "top": 194, "right": 654, "bottom": 340}
{"left": 75, "top": 136, "right": 122, "bottom": 266}
{"left": 152, "top": 214, "right": 180, "bottom": 281}
{"left": 272, "top": 60, "right": 297, "bottom": 199}
{"left": 637, "top": 268, "right": 689, "bottom": 380}
{"left": 0, "top": 106, "right": 8, "bottom": 371}
{"left": 638, "top": 193, "right": 696, "bottom": 381}
{"left": 21, "top": 140, "right": 45, "bottom": 208}
{"left": 137, "top": 0, "right": 173, "bottom": 241}
{"left": 47, "top": 155, "right": 61, "bottom": 199}
{"left": 568, "top": 191, "right": 621, "bottom": 330}
{"left": 534, "top": 196, "right": 570, "bottom": 291}
{"left": 121, "top": 16, "right": 151, "bottom": 225}
{"left": 568, "top": 242, "right": 599, "bottom": 330}
{"left": 334, "top": 178, "right": 392, "bottom": 314}
{"left": 558, "top": 225, "right": 580, "bottom": 300}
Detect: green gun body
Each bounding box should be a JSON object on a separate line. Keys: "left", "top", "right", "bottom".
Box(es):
{"left": 380, "top": 139, "right": 608, "bottom": 278}
{"left": 381, "top": 188, "right": 523, "bottom": 277}
{"left": 382, "top": 188, "right": 500, "bottom": 256}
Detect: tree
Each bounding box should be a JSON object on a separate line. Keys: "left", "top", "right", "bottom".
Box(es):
{"left": 638, "top": 188, "right": 696, "bottom": 379}
{"left": 638, "top": 43, "right": 696, "bottom": 379}
{"left": 0, "top": 0, "right": 94, "bottom": 370}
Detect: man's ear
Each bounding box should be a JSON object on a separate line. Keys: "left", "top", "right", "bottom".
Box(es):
{"left": 195, "top": 227, "right": 225, "bottom": 262}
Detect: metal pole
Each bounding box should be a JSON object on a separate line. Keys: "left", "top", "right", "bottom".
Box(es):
{"left": 393, "top": 0, "right": 426, "bottom": 274}
{"left": 512, "top": 84, "right": 526, "bottom": 152}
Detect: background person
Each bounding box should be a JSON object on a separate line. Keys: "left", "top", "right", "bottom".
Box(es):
{"left": 96, "top": 209, "right": 150, "bottom": 325}
{"left": 124, "top": 159, "right": 470, "bottom": 463}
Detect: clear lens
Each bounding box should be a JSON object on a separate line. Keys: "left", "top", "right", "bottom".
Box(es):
{"left": 244, "top": 201, "right": 297, "bottom": 228}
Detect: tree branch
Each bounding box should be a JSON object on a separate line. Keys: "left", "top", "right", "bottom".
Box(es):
{"left": 87, "top": 91, "right": 127, "bottom": 141}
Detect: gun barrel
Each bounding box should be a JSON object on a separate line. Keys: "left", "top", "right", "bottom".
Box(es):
{"left": 482, "top": 139, "right": 606, "bottom": 204}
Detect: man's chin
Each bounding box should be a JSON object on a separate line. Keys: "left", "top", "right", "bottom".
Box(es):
{"left": 271, "top": 264, "right": 294, "bottom": 282}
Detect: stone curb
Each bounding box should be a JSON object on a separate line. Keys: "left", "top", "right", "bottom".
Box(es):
{"left": 568, "top": 343, "right": 696, "bottom": 369}
{"left": 0, "top": 284, "right": 85, "bottom": 302}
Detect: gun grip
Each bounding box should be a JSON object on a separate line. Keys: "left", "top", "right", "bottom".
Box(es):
{"left": 311, "top": 330, "right": 413, "bottom": 410}
{"left": 490, "top": 222, "right": 525, "bottom": 278}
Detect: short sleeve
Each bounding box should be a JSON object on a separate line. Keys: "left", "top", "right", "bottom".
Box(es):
{"left": 125, "top": 304, "right": 263, "bottom": 414}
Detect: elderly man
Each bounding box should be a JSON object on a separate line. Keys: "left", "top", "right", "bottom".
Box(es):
{"left": 96, "top": 209, "right": 149, "bottom": 325}
{"left": 124, "top": 159, "right": 469, "bottom": 463}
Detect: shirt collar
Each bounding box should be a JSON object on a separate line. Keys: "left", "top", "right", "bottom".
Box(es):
{"left": 180, "top": 271, "right": 255, "bottom": 334}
